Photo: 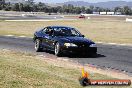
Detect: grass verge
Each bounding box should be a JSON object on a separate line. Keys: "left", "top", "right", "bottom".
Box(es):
{"left": 0, "top": 49, "right": 131, "bottom": 88}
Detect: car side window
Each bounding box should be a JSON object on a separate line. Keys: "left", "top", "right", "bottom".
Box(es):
{"left": 42, "top": 28, "right": 47, "bottom": 34}
{"left": 71, "top": 29, "right": 79, "bottom": 36}
{"left": 44, "top": 27, "right": 54, "bottom": 36}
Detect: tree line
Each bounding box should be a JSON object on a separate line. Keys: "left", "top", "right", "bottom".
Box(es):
{"left": 0, "top": 0, "right": 132, "bottom": 15}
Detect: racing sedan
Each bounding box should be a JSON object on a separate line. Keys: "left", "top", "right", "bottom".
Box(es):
{"left": 33, "top": 26, "right": 97, "bottom": 56}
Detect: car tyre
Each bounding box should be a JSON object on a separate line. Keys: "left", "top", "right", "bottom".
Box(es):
{"left": 54, "top": 42, "right": 62, "bottom": 56}
{"left": 35, "top": 39, "right": 43, "bottom": 52}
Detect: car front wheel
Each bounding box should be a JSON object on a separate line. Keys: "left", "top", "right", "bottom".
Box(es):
{"left": 54, "top": 42, "right": 62, "bottom": 56}
{"left": 35, "top": 39, "right": 43, "bottom": 52}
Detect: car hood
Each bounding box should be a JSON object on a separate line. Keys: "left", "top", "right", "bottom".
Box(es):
{"left": 56, "top": 36, "right": 95, "bottom": 44}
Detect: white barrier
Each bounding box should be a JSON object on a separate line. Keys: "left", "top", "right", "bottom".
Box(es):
{"left": 21, "top": 14, "right": 35, "bottom": 17}
{"left": 126, "top": 18, "right": 132, "bottom": 22}
{"left": 107, "top": 12, "right": 114, "bottom": 15}
{"left": 100, "top": 12, "right": 107, "bottom": 15}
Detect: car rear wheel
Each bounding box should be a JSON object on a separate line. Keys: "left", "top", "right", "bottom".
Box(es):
{"left": 54, "top": 42, "right": 62, "bottom": 56}
{"left": 35, "top": 39, "right": 43, "bottom": 52}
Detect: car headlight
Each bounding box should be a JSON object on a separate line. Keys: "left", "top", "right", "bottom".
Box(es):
{"left": 89, "top": 44, "right": 96, "bottom": 47}
{"left": 64, "top": 43, "right": 77, "bottom": 47}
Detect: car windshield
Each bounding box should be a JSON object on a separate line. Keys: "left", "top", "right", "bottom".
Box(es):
{"left": 54, "top": 27, "right": 82, "bottom": 37}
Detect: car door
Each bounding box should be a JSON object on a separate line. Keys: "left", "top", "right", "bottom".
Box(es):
{"left": 40, "top": 27, "right": 50, "bottom": 48}
{"left": 41, "top": 27, "right": 55, "bottom": 50}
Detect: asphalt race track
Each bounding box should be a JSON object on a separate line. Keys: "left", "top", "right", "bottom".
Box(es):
{"left": 0, "top": 36, "right": 132, "bottom": 76}
{"left": 0, "top": 15, "right": 63, "bottom": 20}
{"left": 0, "top": 15, "right": 74, "bottom": 21}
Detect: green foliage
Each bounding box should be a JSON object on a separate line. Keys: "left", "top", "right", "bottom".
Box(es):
{"left": 0, "top": 2, "right": 132, "bottom": 15}
{"left": 86, "top": 8, "right": 92, "bottom": 14}
{"left": 122, "top": 6, "right": 132, "bottom": 15}
{"left": 114, "top": 6, "right": 132, "bottom": 15}
{"left": 12, "top": 3, "right": 20, "bottom": 11}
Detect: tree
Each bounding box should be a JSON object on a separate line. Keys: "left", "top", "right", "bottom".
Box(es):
{"left": 94, "top": 7, "right": 100, "bottom": 12}
{"left": 2, "top": 1, "right": 132, "bottom": 15}
{"left": 89, "top": 5, "right": 94, "bottom": 11}
{"left": 105, "top": 8, "right": 111, "bottom": 12}
{"left": 122, "top": 6, "right": 132, "bottom": 15}
{"left": 19, "top": 3, "right": 24, "bottom": 11}
{"left": 114, "top": 7, "right": 122, "bottom": 12}
{"left": 0, "top": 4, "right": 2, "bottom": 10}
{"left": 68, "top": 4, "right": 74, "bottom": 13}
{"left": 32, "top": 4, "right": 38, "bottom": 12}
{"left": 51, "top": 7, "right": 59, "bottom": 13}
{"left": 36, "top": 2, "right": 45, "bottom": 12}
{"left": 56, "top": 6, "right": 62, "bottom": 13}
{"left": 12, "top": 3, "right": 20, "bottom": 11}
{"left": 81, "top": 6, "right": 85, "bottom": 13}
{"left": 75, "top": 7, "right": 81, "bottom": 14}
{"left": 27, "top": 0, "right": 34, "bottom": 5}
{"left": 23, "top": 4, "right": 32, "bottom": 12}
{"left": 62, "top": 5, "right": 69, "bottom": 14}
{"left": 86, "top": 8, "right": 92, "bottom": 14}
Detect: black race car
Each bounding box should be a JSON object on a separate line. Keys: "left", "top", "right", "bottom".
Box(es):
{"left": 33, "top": 26, "right": 97, "bottom": 56}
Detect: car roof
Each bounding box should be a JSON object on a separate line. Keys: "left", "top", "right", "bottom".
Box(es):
{"left": 47, "top": 26, "right": 74, "bottom": 29}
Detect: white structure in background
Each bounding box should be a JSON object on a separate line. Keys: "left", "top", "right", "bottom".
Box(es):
{"left": 93, "top": 12, "right": 100, "bottom": 14}
{"left": 80, "top": 13, "right": 90, "bottom": 16}
{"left": 93, "top": 12, "right": 122, "bottom": 15}
{"left": 100, "top": 12, "right": 107, "bottom": 15}
{"left": 22, "top": 13, "right": 35, "bottom": 17}
{"left": 107, "top": 12, "right": 114, "bottom": 15}
{"left": 5, "top": 0, "right": 25, "bottom": 4}
{"left": 115, "top": 12, "right": 122, "bottom": 15}
{"left": 126, "top": 18, "right": 132, "bottom": 22}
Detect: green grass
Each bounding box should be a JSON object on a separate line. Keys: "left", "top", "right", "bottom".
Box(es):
{"left": 0, "top": 50, "right": 80, "bottom": 88}
{"left": 0, "top": 50, "right": 131, "bottom": 88}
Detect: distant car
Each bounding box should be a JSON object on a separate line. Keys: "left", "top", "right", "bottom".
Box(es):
{"left": 79, "top": 15, "right": 85, "bottom": 18}
{"left": 33, "top": 26, "right": 97, "bottom": 56}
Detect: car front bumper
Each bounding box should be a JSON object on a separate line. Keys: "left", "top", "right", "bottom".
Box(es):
{"left": 61, "top": 46, "right": 97, "bottom": 54}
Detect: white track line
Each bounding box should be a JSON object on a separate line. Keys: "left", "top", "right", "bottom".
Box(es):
{"left": 57, "top": 58, "right": 69, "bottom": 61}
{"left": 96, "top": 42, "right": 132, "bottom": 46}
{"left": 4, "top": 35, "right": 14, "bottom": 37}
{"left": 5, "top": 19, "right": 77, "bottom": 22}
{"left": 19, "top": 36, "right": 27, "bottom": 38}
